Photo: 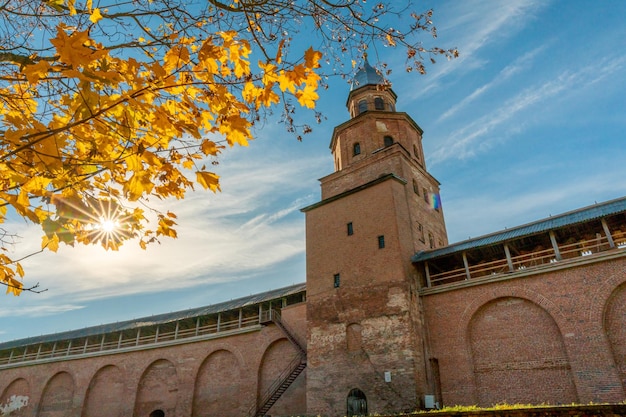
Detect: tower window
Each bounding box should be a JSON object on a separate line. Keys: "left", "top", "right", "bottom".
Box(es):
{"left": 334, "top": 273, "right": 341, "bottom": 288}
{"left": 423, "top": 188, "right": 429, "bottom": 203}
{"left": 429, "top": 233, "right": 435, "bottom": 249}
{"left": 353, "top": 142, "right": 361, "bottom": 156}
{"left": 378, "top": 235, "right": 385, "bottom": 249}
{"left": 417, "top": 222, "right": 425, "bottom": 242}
{"left": 347, "top": 222, "right": 354, "bottom": 236}
{"left": 412, "top": 180, "right": 419, "bottom": 195}
{"left": 357, "top": 100, "right": 367, "bottom": 114}
{"left": 413, "top": 144, "right": 420, "bottom": 159}
{"left": 383, "top": 136, "right": 394, "bottom": 147}
{"left": 374, "top": 97, "right": 384, "bottom": 110}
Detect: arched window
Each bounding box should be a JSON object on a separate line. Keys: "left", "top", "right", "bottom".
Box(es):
{"left": 150, "top": 410, "right": 165, "bottom": 417}
{"left": 353, "top": 142, "right": 361, "bottom": 156}
{"left": 374, "top": 97, "right": 384, "bottom": 110}
{"left": 347, "top": 389, "right": 367, "bottom": 416}
{"left": 383, "top": 136, "right": 394, "bottom": 147}
{"left": 357, "top": 100, "right": 367, "bottom": 114}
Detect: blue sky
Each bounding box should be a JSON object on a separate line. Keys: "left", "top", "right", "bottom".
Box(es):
{"left": 1, "top": 0, "right": 626, "bottom": 342}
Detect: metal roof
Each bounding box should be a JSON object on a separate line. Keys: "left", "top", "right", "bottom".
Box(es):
{"left": 0, "top": 282, "right": 306, "bottom": 351}
{"left": 351, "top": 58, "right": 385, "bottom": 90}
{"left": 412, "top": 196, "right": 626, "bottom": 263}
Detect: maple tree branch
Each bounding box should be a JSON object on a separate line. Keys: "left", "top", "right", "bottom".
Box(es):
{"left": 0, "top": 280, "right": 47, "bottom": 294}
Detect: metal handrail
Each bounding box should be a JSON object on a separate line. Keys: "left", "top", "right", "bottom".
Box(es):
{"left": 247, "top": 353, "right": 305, "bottom": 417}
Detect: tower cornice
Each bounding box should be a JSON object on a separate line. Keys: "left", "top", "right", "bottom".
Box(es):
{"left": 330, "top": 111, "right": 424, "bottom": 152}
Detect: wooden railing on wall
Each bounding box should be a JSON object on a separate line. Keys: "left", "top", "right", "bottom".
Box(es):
{"left": 0, "top": 314, "right": 261, "bottom": 368}
{"left": 428, "top": 231, "right": 626, "bottom": 287}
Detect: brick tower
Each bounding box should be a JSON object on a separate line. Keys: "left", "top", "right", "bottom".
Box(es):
{"left": 302, "top": 59, "right": 448, "bottom": 416}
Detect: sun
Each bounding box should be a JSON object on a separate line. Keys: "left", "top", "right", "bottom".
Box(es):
{"left": 83, "top": 201, "right": 133, "bottom": 249}
{"left": 99, "top": 218, "right": 118, "bottom": 233}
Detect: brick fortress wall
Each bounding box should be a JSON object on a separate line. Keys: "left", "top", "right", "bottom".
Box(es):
{"left": 421, "top": 255, "right": 626, "bottom": 407}
{"left": 0, "top": 302, "right": 307, "bottom": 417}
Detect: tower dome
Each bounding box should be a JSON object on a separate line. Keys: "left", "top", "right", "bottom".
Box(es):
{"left": 351, "top": 57, "right": 386, "bottom": 90}
{"left": 346, "top": 56, "right": 397, "bottom": 118}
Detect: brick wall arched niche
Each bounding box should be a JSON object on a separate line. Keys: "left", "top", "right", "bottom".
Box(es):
{"left": 604, "top": 282, "right": 626, "bottom": 391}
{"left": 258, "top": 338, "right": 305, "bottom": 416}
{"left": 82, "top": 365, "right": 125, "bottom": 417}
{"left": 0, "top": 378, "right": 31, "bottom": 416}
{"left": 468, "top": 297, "right": 577, "bottom": 406}
{"left": 38, "top": 371, "right": 75, "bottom": 417}
{"left": 133, "top": 359, "right": 178, "bottom": 417}
{"left": 192, "top": 349, "right": 242, "bottom": 417}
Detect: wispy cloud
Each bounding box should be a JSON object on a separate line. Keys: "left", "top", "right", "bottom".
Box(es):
{"left": 0, "top": 145, "right": 326, "bottom": 310}
{"left": 437, "top": 46, "right": 547, "bottom": 122}
{"left": 0, "top": 304, "right": 85, "bottom": 318}
{"left": 401, "top": 0, "right": 549, "bottom": 98}
{"left": 428, "top": 54, "right": 626, "bottom": 165}
{"left": 445, "top": 168, "right": 626, "bottom": 243}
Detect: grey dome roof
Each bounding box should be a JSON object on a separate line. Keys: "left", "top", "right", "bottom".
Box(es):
{"left": 351, "top": 59, "right": 385, "bottom": 90}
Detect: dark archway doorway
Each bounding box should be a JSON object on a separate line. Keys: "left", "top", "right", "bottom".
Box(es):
{"left": 347, "top": 388, "right": 367, "bottom": 416}
{"left": 149, "top": 410, "right": 165, "bottom": 417}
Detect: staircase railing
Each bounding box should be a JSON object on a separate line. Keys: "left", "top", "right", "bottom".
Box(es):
{"left": 248, "top": 353, "right": 306, "bottom": 417}
{"left": 264, "top": 309, "right": 306, "bottom": 357}
{"left": 249, "top": 308, "right": 307, "bottom": 417}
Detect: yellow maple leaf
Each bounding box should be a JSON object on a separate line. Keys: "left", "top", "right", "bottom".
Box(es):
{"left": 5, "top": 275, "right": 22, "bottom": 296}
{"left": 196, "top": 171, "right": 220, "bottom": 192}
{"left": 16, "top": 263, "right": 24, "bottom": 278}
{"left": 200, "top": 140, "right": 221, "bottom": 156}
{"left": 219, "top": 115, "right": 250, "bottom": 146}
{"left": 42, "top": 234, "right": 60, "bottom": 252}
{"left": 50, "top": 28, "right": 103, "bottom": 67}
{"left": 21, "top": 176, "right": 52, "bottom": 194}
{"left": 304, "top": 47, "right": 322, "bottom": 69}
{"left": 124, "top": 171, "right": 154, "bottom": 201}
{"left": 242, "top": 81, "right": 261, "bottom": 104}
{"left": 296, "top": 84, "right": 319, "bottom": 109}
{"left": 67, "top": 0, "right": 76, "bottom": 15}
{"left": 163, "top": 45, "right": 190, "bottom": 72}
{"left": 89, "top": 8, "right": 103, "bottom": 24}
{"left": 277, "top": 71, "right": 296, "bottom": 93}
{"left": 23, "top": 60, "right": 51, "bottom": 84}
{"left": 157, "top": 217, "right": 178, "bottom": 238}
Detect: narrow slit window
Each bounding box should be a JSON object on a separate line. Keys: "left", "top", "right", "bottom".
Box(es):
{"left": 378, "top": 235, "right": 385, "bottom": 249}
{"left": 353, "top": 142, "right": 361, "bottom": 156}
{"left": 347, "top": 222, "right": 354, "bottom": 236}
{"left": 334, "top": 273, "right": 341, "bottom": 288}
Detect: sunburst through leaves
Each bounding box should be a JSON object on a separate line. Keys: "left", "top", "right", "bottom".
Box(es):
{"left": 43, "top": 196, "right": 141, "bottom": 251}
